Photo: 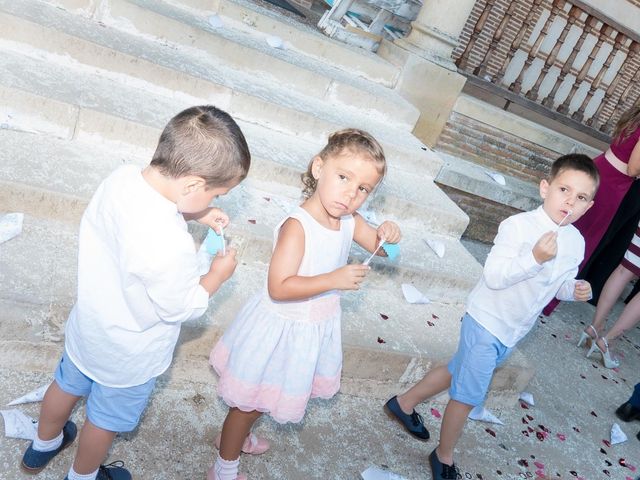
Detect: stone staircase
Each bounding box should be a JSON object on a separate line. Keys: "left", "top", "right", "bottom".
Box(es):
{"left": 0, "top": 0, "right": 533, "bottom": 408}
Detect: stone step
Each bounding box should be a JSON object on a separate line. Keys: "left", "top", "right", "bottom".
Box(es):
{"left": 0, "top": 128, "right": 480, "bottom": 301}
{"left": 0, "top": 66, "right": 465, "bottom": 236}
{"left": 0, "top": 0, "right": 421, "bottom": 142}
{"left": 0, "top": 213, "right": 532, "bottom": 409}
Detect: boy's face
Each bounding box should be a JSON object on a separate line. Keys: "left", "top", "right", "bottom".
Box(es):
{"left": 540, "top": 168, "right": 596, "bottom": 225}
{"left": 176, "top": 177, "right": 235, "bottom": 214}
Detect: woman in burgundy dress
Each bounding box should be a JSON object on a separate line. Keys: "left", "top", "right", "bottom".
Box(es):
{"left": 543, "top": 104, "right": 640, "bottom": 319}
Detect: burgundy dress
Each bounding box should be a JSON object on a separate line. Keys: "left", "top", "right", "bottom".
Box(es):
{"left": 543, "top": 126, "right": 640, "bottom": 315}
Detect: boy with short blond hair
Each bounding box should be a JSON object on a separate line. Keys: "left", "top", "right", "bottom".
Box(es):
{"left": 21, "top": 105, "right": 251, "bottom": 480}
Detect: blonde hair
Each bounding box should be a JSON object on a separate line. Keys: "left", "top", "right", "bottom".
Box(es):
{"left": 613, "top": 100, "right": 640, "bottom": 142}
{"left": 301, "top": 128, "right": 386, "bottom": 198}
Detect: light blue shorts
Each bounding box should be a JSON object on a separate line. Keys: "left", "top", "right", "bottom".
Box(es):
{"left": 54, "top": 350, "right": 156, "bottom": 432}
{"left": 447, "top": 313, "right": 513, "bottom": 407}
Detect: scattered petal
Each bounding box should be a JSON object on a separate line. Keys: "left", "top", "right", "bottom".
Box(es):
{"left": 520, "top": 402, "right": 530, "bottom": 409}
{"left": 430, "top": 408, "right": 441, "bottom": 419}
{"left": 517, "top": 459, "right": 529, "bottom": 467}
{"left": 580, "top": 374, "right": 586, "bottom": 379}
{"left": 556, "top": 433, "right": 566, "bottom": 441}
{"left": 377, "top": 337, "right": 386, "bottom": 344}
{"left": 427, "top": 321, "right": 435, "bottom": 327}
{"left": 485, "top": 427, "right": 496, "bottom": 437}
{"left": 248, "top": 219, "right": 256, "bottom": 224}
{"left": 590, "top": 410, "right": 598, "bottom": 417}
{"left": 432, "top": 313, "right": 439, "bottom": 320}
{"left": 263, "top": 196, "right": 271, "bottom": 202}
{"left": 602, "top": 439, "right": 611, "bottom": 448}
{"left": 534, "top": 461, "right": 545, "bottom": 469}
{"left": 379, "top": 313, "right": 389, "bottom": 320}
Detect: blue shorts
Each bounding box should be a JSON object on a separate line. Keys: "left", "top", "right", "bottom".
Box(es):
{"left": 54, "top": 350, "right": 156, "bottom": 432}
{"left": 447, "top": 313, "right": 513, "bottom": 407}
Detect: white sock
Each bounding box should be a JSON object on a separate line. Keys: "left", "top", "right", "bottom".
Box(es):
{"left": 213, "top": 456, "right": 240, "bottom": 480}
{"left": 67, "top": 466, "right": 99, "bottom": 480}
{"left": 32, "top": 431, "right": 63, "bottom": 452}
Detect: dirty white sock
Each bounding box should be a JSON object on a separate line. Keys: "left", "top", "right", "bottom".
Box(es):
{"left": 67, "top": 466, "right": 98, "bottom": 480}
{"left": 32, "top": 431, "right": 63, "bottom": 452}
{"left": 214, "top": 456, "right": 240, "bottom": 480}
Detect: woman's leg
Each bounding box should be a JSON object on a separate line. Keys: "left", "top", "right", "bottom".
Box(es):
{"left": 591, "top": 264, "right": 636, "bottom": 332}
{"left": 601, "top": 285, "right": 640, "bottom": 348}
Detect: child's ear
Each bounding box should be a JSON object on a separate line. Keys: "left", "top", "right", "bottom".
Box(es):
{"left": 311, "top": 156, "right": 324, "bottom": 180}
{"left": 539, "top": 178, "right": 550, "bottom": 199}
{"left": 183, "top": 176, "right": 206, "bottom": 194}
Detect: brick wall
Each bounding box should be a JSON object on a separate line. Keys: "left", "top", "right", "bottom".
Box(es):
{"left": 435, "top": 111, "right": 560, "bottom": 183}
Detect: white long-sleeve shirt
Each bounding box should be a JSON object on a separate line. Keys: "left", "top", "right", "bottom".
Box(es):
{"left": 65, "top": 165, "right": 209, "bottom": 387}
{"left": 467, "top": 206, "right": 584, "bottom": 347}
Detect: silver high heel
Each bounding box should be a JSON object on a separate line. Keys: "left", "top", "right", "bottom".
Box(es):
{"left": 577, "top": 325, "right": 597, "bottom": 347}
{"left": 586, "top": 337, "right": 620, "bottom": 369}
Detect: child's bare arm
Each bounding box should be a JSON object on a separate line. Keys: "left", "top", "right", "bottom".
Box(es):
{"left": 268, "top": 218, "right": 369, "bottom": 301}
{"left": 200, "top": 248, "right": 238, "bottom": 295}
{"left": 352, "top": 213, "right": 401, "bottom": 256}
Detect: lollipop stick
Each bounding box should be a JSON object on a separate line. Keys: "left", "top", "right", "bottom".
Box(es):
{"left": 363, "top": 239, "right": 384, "bottom": 266}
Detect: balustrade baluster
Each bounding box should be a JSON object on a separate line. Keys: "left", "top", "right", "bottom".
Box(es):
{"left": 587, "top": 39, "right": 636, "bottom": 127}
{"left": 573, "top": 31, "right": 624, "bottom": 122}
{"left": 601, "top": 42, "right": 640, "bottom": 132}
{"left": 527, "top": 3, "right": 577, "bottom": 101}
{"left": 559, "top": 19, "right": 607, "bottom": 115}
{"left": 474, "top": 1, "right": 519, "bottom": 79}
{"left": 510, "top": 0, "right": 564, "bottom": 94}
{"left": 456, "top": 0, "right": 497, "bottom": 70}
{"left": 495, "top": 0, "right": 544, "bottom": 84}
{"left": 542, "top": 8, "right": 588, "bottom": 108}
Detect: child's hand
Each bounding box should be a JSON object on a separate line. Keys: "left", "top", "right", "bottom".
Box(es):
{"left": 573, "top": 280, "right": 592, "bottom": 302}
{"left": 196, "top": 207, "right": 229, "bottom": 233}
{"left": 330, "top": 264, "right": 370, "bottom": 290}
{"left": 532, "top": 231, "right": 557, "bottom": 264}
{"left": 377, "top": 221, "right": 401, "bottom": 244}
{"left": 210, "top": 247, "right": 238, "bottom": 281}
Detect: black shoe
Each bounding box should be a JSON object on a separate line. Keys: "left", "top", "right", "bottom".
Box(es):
{"left": 384, "top": 396, "right": 430, "bottom": 440}
{"left": 429, "top": 448, "right": 461, "bottom": 480}
{"left": 615, "top": 402, "right": 640, "bottom": 422}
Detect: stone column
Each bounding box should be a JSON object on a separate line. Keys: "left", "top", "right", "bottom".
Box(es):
{"left": 378, "top": 0, "right": 477, "bottom": 146}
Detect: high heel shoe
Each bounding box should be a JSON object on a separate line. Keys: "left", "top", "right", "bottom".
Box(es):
{"left": 577, "top": 324, "right": 598, "bottom": 348}
{"left": 586, "top": 337, "right": 620, "bottom": 369}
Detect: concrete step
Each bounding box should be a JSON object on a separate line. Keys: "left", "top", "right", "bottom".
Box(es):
{"left": 0, "top": 54, "right": 465, "bottom": 236}
{"left": 0, "top": 128, "right": 480, "bottom": 301}
{"left": 0, "top": 0, "right": 421, "bottom": 141}
{"left": 0, "top": 212, "right": 532, "bottom": 410}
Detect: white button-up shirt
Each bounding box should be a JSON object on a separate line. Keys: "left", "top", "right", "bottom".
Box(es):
{"left": 65, "top": 165, "right": 209, "bottom": 387}
{"left": 467, "top": 206, "right": 584, "bottom": 347}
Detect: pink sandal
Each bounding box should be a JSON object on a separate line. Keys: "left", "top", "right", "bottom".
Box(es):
{"left": 214, "top": 432, "right": 270, "bottom": 455}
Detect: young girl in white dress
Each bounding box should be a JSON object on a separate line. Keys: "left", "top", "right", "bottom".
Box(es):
{"left": 208, "top": 129, "right": 401, "bottom": 480}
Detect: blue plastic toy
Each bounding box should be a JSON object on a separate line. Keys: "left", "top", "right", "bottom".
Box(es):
{"left": 204, "top": 227, "right": 225, "bottom": 255}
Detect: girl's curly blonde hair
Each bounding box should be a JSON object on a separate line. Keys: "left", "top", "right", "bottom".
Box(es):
{"left": 301, "top": 128, "right": 386, "bottom": 198}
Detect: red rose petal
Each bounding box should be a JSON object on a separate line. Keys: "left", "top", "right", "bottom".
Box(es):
{"left": 556, "top": 433, "right": 566, "bottom": 441}
{"left": 430, "top": 407, "right": 441, "bottom": 418}
{"left": 590, "top": 410, "right": 598, "bottom": 417}
{"left": 379, "top": 313, "right": 389, "bottom": 320}
{"left": 534, "top": 461, "right": 545, "bottom": 469}
{"left": 520, "top": 402, "right": 529, "bottom": 409}
{"left": 485, "top": 427, "right": 496, "bottom": 437}
{"left": 427, "top": 321, "right": 435, "bottom": 327}
{"left": 432, "top": 313, "right": 439, "bottom": 319}
{"left": 603, "top": 439, "right": 611, "bottom": 448}
{"left": 248, "top": 219, "right": 256, "bottom": 224}
{"left": 263, "top": 197, "right": 271, "bottom": 201}
{"left": 377, "top": 337, "right": 386, "bottom": 344}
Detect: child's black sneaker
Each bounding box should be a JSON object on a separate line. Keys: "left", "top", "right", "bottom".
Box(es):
{"left": 384, "top": 395, "right": 430, "bottom": 440}
{"left": 429, "top": 448, "right": 461, "bottom": 480}
{"left": 21, "top": 420, "right": 77, "bottom": 474}
{"left": 63, "top": 461, "right": 132, "bottom": 480}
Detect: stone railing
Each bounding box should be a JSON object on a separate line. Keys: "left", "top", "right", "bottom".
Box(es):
{"left": 453, "top": 0, "right": 640, "bottom": 142}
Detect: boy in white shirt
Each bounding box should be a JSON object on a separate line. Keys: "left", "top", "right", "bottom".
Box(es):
{"left": 20, "top": 106, "right": 251, "bottom": 480}
{"left": 384, "top": 154, "right": 599, "bottom": 480}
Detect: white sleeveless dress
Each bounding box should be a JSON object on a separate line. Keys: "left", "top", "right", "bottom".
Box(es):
{"left": 210, "top": 207, "right": 355, "bottom": 423}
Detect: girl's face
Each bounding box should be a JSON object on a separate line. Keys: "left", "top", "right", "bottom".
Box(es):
{"left": 311, "top": 150, "right": 382, "bottom": 220}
